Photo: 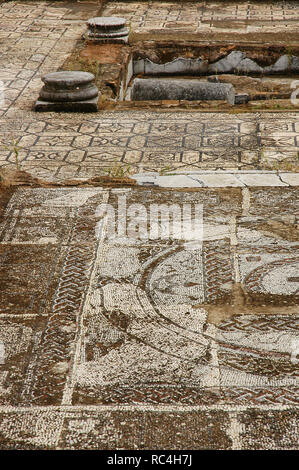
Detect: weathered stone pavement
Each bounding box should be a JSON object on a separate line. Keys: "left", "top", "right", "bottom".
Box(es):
{"left": 0, "top": 112, "right": 299, "bottom": 179}
{"left": 0, "top": 185, "right": 298, "bottom": 449}
{"left": 0, "top": 2, "right": 298, "bottom": 177}
{"left": 0, "top": 0, "right": 298, "bottom": 450}
{"left": 104, "top": 0, "right": 299, "bottom": 40}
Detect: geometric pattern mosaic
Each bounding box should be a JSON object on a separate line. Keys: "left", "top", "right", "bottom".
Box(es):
{"left": 0, "top": 113, "right": 298, "bottom": 179}
{"left": 103, "top": 1, "right": 299, "bottom": 34}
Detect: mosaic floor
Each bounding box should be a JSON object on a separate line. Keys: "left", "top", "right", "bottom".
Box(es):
{"left": 0, "top": 2, "right": 298, "bottom": 177}
{"left": 0, "top": 186, "right": 298, "bottom": 449}
{"left": 0, "top": 112, "right": 299, "bottom": 179}
{"left": 104, "top": 0, "right": 299, "bottom": 35}
{"left": 0, "top": 0, "right": 298, "bottom": 450}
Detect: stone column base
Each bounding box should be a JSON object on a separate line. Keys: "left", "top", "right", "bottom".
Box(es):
{"left": 35, "top": 97, "right": 98, "bottom": 112}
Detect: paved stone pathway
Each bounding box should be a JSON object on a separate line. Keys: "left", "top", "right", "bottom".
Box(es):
{"left": 0, "top": 0, "right": 298, "bottom": 450}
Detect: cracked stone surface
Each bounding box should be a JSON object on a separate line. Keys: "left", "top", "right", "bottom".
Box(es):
{"left": 0, "top": 0, "right": 298, "bottom": 451}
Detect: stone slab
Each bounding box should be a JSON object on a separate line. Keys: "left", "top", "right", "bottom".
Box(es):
{"left": 133, "top": 172, "right": 299, "bottom": 188}
{"left": 35, "top": 97, "right": 98, "bottom": 113}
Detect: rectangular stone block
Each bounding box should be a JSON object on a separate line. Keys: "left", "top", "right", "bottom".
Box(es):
{"left": 35, "top": 97, "right": 98, "bottom": 113}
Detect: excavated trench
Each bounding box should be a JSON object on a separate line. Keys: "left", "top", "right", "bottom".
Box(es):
{"left": 127, "top": 45, "right": 299, "bottom": 105}
{"left": 62, "top": 40, "right": 299, "bottom": 110}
